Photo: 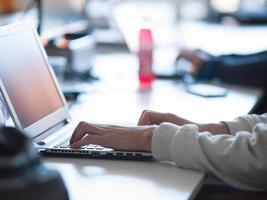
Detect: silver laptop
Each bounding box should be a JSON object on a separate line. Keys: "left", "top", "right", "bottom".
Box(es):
{"left": 0, "top": 22, "right": 152, "bottom": 160}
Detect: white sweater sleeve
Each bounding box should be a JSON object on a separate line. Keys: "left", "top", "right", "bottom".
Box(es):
{"left": 151, "top": 114, "right": 267, "bottom": 191}
{"left": 224, "top": 113, "right": 267, "bottom": 135}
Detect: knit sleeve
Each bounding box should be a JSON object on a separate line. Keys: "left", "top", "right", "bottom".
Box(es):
{"left": 151, "top": 122, "right": 267, "bottom": 191}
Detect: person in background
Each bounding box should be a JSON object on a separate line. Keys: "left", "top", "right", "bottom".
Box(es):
{"left": 176, "top": 49, "right": 267, "bottom": 89}
{"left": 176, "top": 49, "right": 267, "bottom": 113}
{"left": 70, "top": 109, "right": 267, "bottom": 196}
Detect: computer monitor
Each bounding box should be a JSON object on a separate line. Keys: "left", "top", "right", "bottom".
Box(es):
{"left": 38, "top": 0, "right": 89, "bottom": 38}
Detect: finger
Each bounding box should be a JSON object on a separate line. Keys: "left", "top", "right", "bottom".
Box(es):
{"left": 138, "top": 118, "right": 152, "bottom": 126}
{"left": 138, "top": 110, "right": 150, "bottom": 125}
{"left": 176, "top": 49, "right": 192, "bottom": 62}
{"left": 70, "top": 122, "right": 104, "bottom": 144}
{"left": 139, "top": 111, "right": 164, "bottom": 125}
{"left": 138, "top": 117, "right": 149, "bottom": 126}
{"left": 71, "top": 135, "right": 106, "bottom": 149}
{"left": 71, "top": 135, "right": 92, "bottom": 149}
{"left": 70, "top": 121, "right": 86, "bottom": 144}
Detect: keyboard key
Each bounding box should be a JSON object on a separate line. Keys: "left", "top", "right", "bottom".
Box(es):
{"left": 96, "top": 146, "right": 104, "bottom": 150}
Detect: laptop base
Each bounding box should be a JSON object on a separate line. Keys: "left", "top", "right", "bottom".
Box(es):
{"left": 40, "top": 149, "right": 154, "bottom": 161}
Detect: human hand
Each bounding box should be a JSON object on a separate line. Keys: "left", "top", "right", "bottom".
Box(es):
{"left": 138, "top": 110, "right": 194, "bottom": 126}
{"left": 70, "top": 122, "right": 155, "bottom": 152}
{"left": 137, "top": 110, "right": 229, "bottom": 135}
{"left": 176, "top": 48, "right": 213, "bottom": 76}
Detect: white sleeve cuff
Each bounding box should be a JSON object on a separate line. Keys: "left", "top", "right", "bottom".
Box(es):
{"left": 222, "top": 120, "right": 245, "bottom": 136}
{"left": 151, "top": 122, "right": 181, "bottom": 161}
{"left": 223, "top": 114, "right": 267, "bottom": 136}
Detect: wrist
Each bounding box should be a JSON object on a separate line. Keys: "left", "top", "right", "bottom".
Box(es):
{"left": 143, "top": 126, "right": 157, "bottom": 152}
{"left": 198, "top": 123, "right": 229, "bottom": 135}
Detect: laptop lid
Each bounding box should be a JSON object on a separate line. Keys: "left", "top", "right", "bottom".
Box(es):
{"left": 0, "top": 22, "right": 70, "bottom": 138}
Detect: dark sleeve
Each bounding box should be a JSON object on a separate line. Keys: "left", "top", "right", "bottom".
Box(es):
{"left": 196, "top": 50, "right": 267, "bottom": 89}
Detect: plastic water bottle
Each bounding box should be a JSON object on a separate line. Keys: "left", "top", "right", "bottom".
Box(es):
{"left": 138, "top": 21, "right": 154, "bottom": 90}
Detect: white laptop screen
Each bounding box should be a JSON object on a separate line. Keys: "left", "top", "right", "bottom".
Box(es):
{"left": 0, "top": 29, "right": 64, "bottom": 129}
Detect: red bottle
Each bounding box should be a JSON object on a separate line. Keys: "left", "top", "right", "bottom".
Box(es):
{"left": 138, "top": 23, "right": 154, "bottom": 90}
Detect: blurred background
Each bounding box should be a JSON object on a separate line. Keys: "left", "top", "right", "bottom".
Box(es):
{"left": 0, "top": 0, "right": 267, "bottom": 81}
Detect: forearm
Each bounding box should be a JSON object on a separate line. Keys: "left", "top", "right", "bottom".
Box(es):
{"left": 196, "top": 50, "right": 267, "bottom": 89}
{"left": 191, "top": 114, "right": 267, "bottom": 136}
{"left": 166, "top": 113, "right": 267, "bottom": 136}
{"left": 151, "top": 122, "right": 267, "bottom": 191}
{"left": 166, "top": 113, "right": 230, "bottom": 135}
{"left": 215, "top": 51, "right": 267, "bottom": 88}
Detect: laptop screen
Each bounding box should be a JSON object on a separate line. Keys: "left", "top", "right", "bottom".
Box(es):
{"left": 0, "top": 29, "right": 64, "bottom": 129}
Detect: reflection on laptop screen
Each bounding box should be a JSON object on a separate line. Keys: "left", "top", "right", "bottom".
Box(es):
{"left": 0, "top": 30, "right": 64, "bottom": 128}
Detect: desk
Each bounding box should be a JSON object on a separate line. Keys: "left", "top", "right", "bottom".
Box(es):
{"left": 45, "top": 53, "right": 263, "bottom": 200}
{"left": 45, "top": 158, "right": 205, "bottom": 200}
{"left": 68, "top": 53, "right": 262, "bottom": 124}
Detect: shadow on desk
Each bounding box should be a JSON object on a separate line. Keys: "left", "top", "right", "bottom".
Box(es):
{"left": 195, "top": 184, "right": 267, "bottom": 200}
{"left": 46, "top": 157, "right": 202, "bottom": 191}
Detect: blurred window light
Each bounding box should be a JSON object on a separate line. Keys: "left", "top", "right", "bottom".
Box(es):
{"left": 241, "top": 0, "right": 267, "bottom": 11}
{"left": 43, "top": 0, "right": 86, "bottom": 13}
{"left": 210, "top": 0, "right": 241, "bottom": 13}
{"left": 179, "top": 1, "right": 207, "bottom": 20}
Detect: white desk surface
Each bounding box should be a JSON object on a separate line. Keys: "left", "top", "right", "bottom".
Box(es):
{"left": 69, "top": 80, "right": 262, "bottom": 125}
{"left": 44, "top": 158, "right": 205, "bottom": 200}
{"left": 46, "top": 53, "right": 262, "bottom": 200}
{"left": 67, "top": 53, "right": 262, "bottom": 125}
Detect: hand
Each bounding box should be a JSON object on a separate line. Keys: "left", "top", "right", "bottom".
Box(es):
{"left": 176, "top": 48, "right": 214, "bottom": 76}
{"left": 138, "top": 110, "right": 194, "bottom": 126}
{"left": 138, "top": 110, "right": 229, "bottom": 135}
{"left": 70, "top": 122, "right": 155, "bottom": 152}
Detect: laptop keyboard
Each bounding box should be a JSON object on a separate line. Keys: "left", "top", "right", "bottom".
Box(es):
{"left": 58, "top": 139, "right": 70, "bottom": 148}
{"left": 55, "top": 137, "right": 105, "bottom": 151}
{"left": 43, "top": 136, "right": 153, "bottom": 160}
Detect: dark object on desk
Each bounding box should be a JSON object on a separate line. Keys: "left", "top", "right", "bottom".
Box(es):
{"left": 195, "top": 184, "right": 267, "bottom": 200}
{"left": 178, "top": 70, "right": 228, "bottom": 98}
{"left": 177, "top": 49, "right": 267, "bottom": 109}
{"left": 63, "top": 88, "right": 83, "bottom": 102}
{"left": 0, "top": 127, "right": 69, "bottom": 200}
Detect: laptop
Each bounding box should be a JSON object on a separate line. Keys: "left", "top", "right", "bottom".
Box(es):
{"left": 0, "top": 22, "right": 152, "bottom": 160}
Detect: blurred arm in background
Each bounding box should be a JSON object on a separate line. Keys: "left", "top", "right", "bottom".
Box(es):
{"left": 176, "top": 49, "right": 267, "bottom": 90}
